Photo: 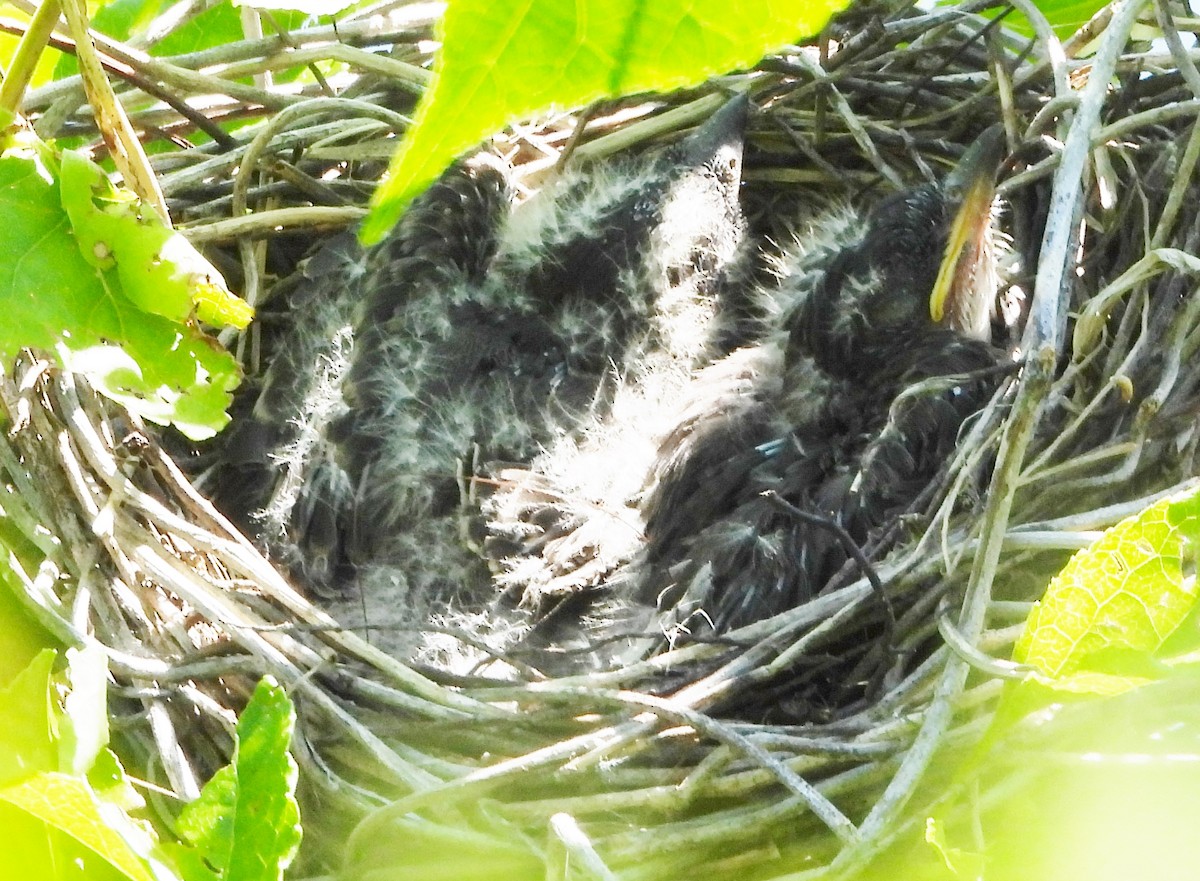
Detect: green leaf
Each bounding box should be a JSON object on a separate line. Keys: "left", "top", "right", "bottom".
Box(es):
{"left": 150, "top": 3, "right": 248, "bottom": 57}
{"left": 59, "top": 645, "right": 110, "bottom": 777}
{"left": 0, "top": 794, "right": 132, "bottom": 881}
{"left": 172, "top": 843, "right": 223, "bottom": 881}
{"left": 53, "top": 0, "right": 175, "bottom": 79}
{"left": 177, "top": 677, "right": 300, "bottom": 881}
{"left": 59, "top": 149, "right": 254, "bottom": 330}
{"left": 0, "top": 140, "right": 246, "bottom": 440}
{"left": 1015, "top": 486, "right": 1200, "bottom": 692}
{"left": 0, "top": 771, "right": 158, "bottom": 881}
{"left": 0, "top": 561, "right": 58, "bottom": 684}
{"left": 994, "top": 0, "right": 1110, "bottom": 40}
{"left": 88, "top": 748, "right": 145, "bottom": 814}
{"left": 930, "top": 491, "right": 1200, "bottom": 873}
{"left": 361, "top": 0, "right": 849, "bottom": 242}
{"left": 179, "top": 766, "right": 238, "bottom": 874}
{"left": 0, "top": 648, "right": 57, "bottom": 786}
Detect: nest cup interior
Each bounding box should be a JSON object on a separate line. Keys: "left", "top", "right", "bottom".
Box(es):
{"left": 10, "top": 0, "right": 1200, "bottom": 876}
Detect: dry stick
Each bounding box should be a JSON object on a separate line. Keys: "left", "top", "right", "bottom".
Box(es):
{"left": 597, "top": 767, "right": 891, "bottom": 868}
{"left": 501, "top": 752, "right": 815, "bottom": 821}
{"left": 782, "top": 52, "right": 905, "bottom": 187}
{"left": 49, "top": 14, "right": 303, "bottom": 112}
{"left": 122, "top": 532, "right": 447, "bottom": 793}
{"left": 826, "top": 0, "right": 1151, "bottom": 876}
{"left": 547, "top": 813, "right": 619, "bottom": 881}
{"left": 1138, "top": 261, "right": 1200, "bottom": 418}
{"left": 100, "top": 400, "right": 506, "bottom": 720}
{"left": 227, "top": 97, "right": 410, "bottom": 307}
{"left": 210, "top": 41, "right": 431, "bottom": 89}
{"left": 1005, "top": 0, "right": 1072, "bottom": 101}
{"left": 1010, "top": 477, "right": 1200, "bottom": 533}
{"left": 156, "top": 118, "right": 367, "bottom": 194}
{"left": 1151, "top": 114, "right": 1200, "bottom": 249}
{"left": 554, "top": 686, "right": 860, "bottom": 845}
{"left": 762, "top": 490, "right": 895, "bottom": 632}
{"left": 182, "top": 205, "right": 368, "bottom": 244}
{"left": 37, "top": 400, "right": 211, "bottom": 796}
{"left": 20, "top": 12, "right": 428, "bottom": 115}
{"left": 572, "top": 91, "right": 733, "bottom": 161}
{"left": 1098, "top": 96, "right": 1200, "bottom": 141}
{"left": 935, "top": 601, "right": 1035, "bottom": 680}
{"left": 555, "top": 585, "right": 886, "bottom": 779}
{"left": 51, "top": 376, "right": 503, "bottom": 796}
{"left": 342, "top": 714, "right": 665, "bottom": 862}
{"left": 59, "top": 0, "right": 168, "bottom": 218}
{"left": 1029, "top": 247, "right": 1200, "bottom": 471}
{"left": 1063, "top": 1, "right": 1116, "bottom": 56}
{"left": 544, "top": 683, "right": 1006, "bottom": 869}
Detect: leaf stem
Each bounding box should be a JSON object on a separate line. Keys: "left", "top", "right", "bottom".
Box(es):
{"left": 58, "top": 0, "right": 168, "bottom": 220}
{"left": 0, "top": 0, "right": 61, "bottom": 121}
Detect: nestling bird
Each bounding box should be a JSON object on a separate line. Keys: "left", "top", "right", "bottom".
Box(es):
{"left": 201, "top": 96, "right": 751, "bottom": 657}
{"left": 487, "top": 126, "right": 1009, "bottom": 663}
{"left": 638, "top": 126, "right": 1008, "bottom": 638}
{"left": 199, "top": 101, "right": 1008, "bottom": 682}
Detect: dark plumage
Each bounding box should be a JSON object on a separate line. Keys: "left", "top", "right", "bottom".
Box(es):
{"left": 197, "top": 102, "right": 1007, "bottom": 682}
{"left": 201, "top": 96, "right": 751, "bottom": 657}
{"left": 632, "top": 128, "right": 1007, "bottom": 641}
{"left": 486, "top": 127, "right": 1008, "bottom": 662}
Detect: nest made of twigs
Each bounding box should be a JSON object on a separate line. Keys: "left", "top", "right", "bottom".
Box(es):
{"left": 10, "top": 0, "right": 1200, "bottom": 876}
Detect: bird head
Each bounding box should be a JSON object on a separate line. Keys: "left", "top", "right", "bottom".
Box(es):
{"left": 788, "top": 126, "right": 1005, "bottom": 378}
{"left": 653, "top": 93, "right": 748, "bottom": 282}
{"left": 857, "top": 126, "right": 1005, "bottom": 342}
{"left": 928, "top": 125, "right": 1006, "bottom": 340}
{"left": 502, "top": 94, "right": 747, "bottom": 304}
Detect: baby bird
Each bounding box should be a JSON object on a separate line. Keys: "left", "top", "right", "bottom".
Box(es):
{"left": 204, "top": 96, "right": 751, "bottom": 656}
{"left": 488, "top": 127, "right": 1008, "bottom": 664}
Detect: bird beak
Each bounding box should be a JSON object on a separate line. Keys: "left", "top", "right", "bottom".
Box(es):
{"left": 679, "top": 92, "right": 749, "bottom": 167}
{"left": 929, "top": 125, "right": 1006, "bottom": 335}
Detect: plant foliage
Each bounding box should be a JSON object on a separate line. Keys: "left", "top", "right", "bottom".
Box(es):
{"left": 0, "top": 644, "right": 298, "bottom": 881}
{"left": 1016, "top": 485, "right": 1200, "bottom": 695}
{"left": 0, "top": 134, "right": 250, "bottom": 440}
{"left": 361, "top": 0, "right": 852, "bottom": 241}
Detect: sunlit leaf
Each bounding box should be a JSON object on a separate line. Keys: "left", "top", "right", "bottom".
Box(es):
{"left": 1001, "top": 0, "right": 1109, "bottom": 40}
{"left": 0, "top": 771, "right": 158, "bottom": 881}
{"left": 176, "top": 677, "right": 300, "bottom": 881}
{"left": 0, "top": 649, "right": 57, "bottom": 786}
{"left": 1015, "top": 486, "right": 1200, "bottom": 692}
{"left": 0, "top": 140, "right": 245, "bottom": 439}
{"left": 0, "top": 563, "right": 56, "bottom": 684}
{"left": 362, "top": 0, "right": 848, "bottom": 242}
{"left": 58, "top": 149, "right": 253, "bottom": 330}
{"left": 88, "top": 749, "right": 145, "bottom": 814}
{"left": 925, "top": 816, "right": 985, "bottom": 878}
{"left": 53, "top": 0, "right": 175, "bottom": 79}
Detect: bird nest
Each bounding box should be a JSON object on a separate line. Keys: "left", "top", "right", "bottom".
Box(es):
{"left": 12, "top": 0, "right": 1200, "bottom": 876}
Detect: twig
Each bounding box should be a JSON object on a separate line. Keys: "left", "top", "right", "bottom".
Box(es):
{"left": 762, "top": 490, "right": 895, "bottom": 632}
{"left": 60, "top": 0, "right": 168, "bottom": 217}
{"left": 181, "top": 206, "right": 368, "bottom": 243}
